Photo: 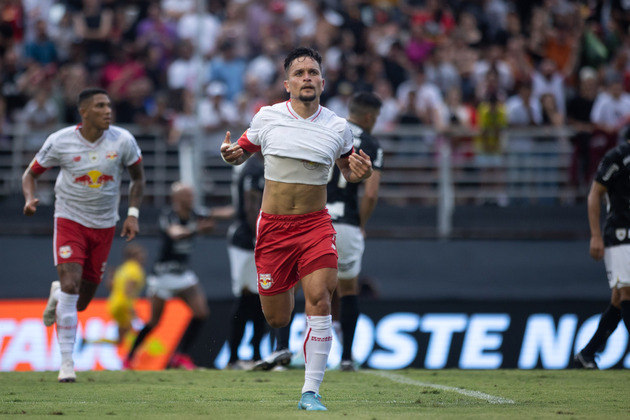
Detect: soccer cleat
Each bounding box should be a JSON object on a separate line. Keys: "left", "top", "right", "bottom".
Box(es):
{"left": 339, "top": 360, "right": 356, "bottom": 372}
{"left": 122, "top": 358, "right": 133, "bottom": 370}
{"left": 574, "top": 351, "right": 598, "bottom": 369}
{"left": 298, "top": 392, "right": 327, "bottom": 411}
{"left": 252, "top": 348, "right": 292, "bottom": 371}
{"left": 225, "top": 360, "right": 254, "bottom": 370}
{"left": 43, "top": 281, "right": 60, "bottom": 327}
{"left": 58, "top": 360, "right": 76, "bottom": 383}
{"left": 168, "top": 352, "right": 196, "bottom": 370}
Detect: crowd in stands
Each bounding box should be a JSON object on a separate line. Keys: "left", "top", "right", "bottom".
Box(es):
{"left": 1, "top": 0, "right": 629, "bottom": 190}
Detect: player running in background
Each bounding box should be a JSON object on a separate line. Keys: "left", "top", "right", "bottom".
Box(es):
{"left": 22, "top": 87, "right": 145, "bottom": 382}
{"left": 327, "top": 91, "right": 383, "bottom": 371}
{"left": 226, "top": 155, "right": 267, "bottom": 369}
{"left": 575, "top": 127, "right": 630, "bottom": 369}
{"left": 220, "top": 47, "right": 373, "bottom": 411}
{"left": 124, "top": 182, "right": 213, "bottom": 370}
{"left": 106, "top": 243, "right": 147, "bottom": 346}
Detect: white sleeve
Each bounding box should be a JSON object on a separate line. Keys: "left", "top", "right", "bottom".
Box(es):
{"left": 34, "top": 134, "right": 60, "bottom": 168}
{"left": 122, "top": 132, "right": 143, "bottom": 166}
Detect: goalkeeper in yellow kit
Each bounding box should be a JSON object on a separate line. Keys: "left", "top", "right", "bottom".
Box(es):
{"left": 107, "top": 243, "right": 147, "bottom": 344}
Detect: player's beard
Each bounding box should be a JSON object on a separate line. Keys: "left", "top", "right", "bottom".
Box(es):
{"left": 298, "top": 91, "right": 317, "bottom": 102}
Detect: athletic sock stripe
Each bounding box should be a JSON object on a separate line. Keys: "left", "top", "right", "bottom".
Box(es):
{"left": 303, "top": 327, "right": 311, "bottom": 364}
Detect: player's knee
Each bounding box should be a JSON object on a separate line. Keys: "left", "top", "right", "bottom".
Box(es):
{"left": 265, "top": 312, "right": 291, "bottom": 329}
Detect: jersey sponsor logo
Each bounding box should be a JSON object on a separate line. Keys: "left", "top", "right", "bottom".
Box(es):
{"left": 88, "top": 151, "right": 100, "bottom": 163}
{"left": 602, "top": 164, "right": 619, "bottom": 181}
{"left": 73, "top": 156, "right": 81, "bottom": 162}
{"left": 59, "top": 245, "right": 72, "bottom": 259}
{"left": 74, "top": 170, "right": 114, "bottom": 188}
{"left": 302, "top": 160, "right": 320, "bottom": 170}
{"left": 616, "top": 228, "right": 627, "bottom": 241}
{"left": 258, "top": 273, "right": 273, "bottom": 290}
{"left": 105, "top": 151, "right": 118, "bottom": 160}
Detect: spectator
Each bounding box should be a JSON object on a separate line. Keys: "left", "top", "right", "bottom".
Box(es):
{"left": 135, "top": 2, "right": 178, "bottom": 69}
{"left": 540, "top": 92, "right": 564, "bottom": 127}
{"left": 199, "top": 81, "right": 240, "bottom": 153}
{"left": 372, "top": 78, "right": 400, "bottom": 133}
{"left": 207, "top": 40, "right": 247, "bottom": 101}
{"left": 177, "top": 2, "right": 222, "bottom": 58}
{"left": 23, "top": 19, "right": 58, "bottom": 66}
{"left": 590, "top": 73, "right": 630, "bottom": 137}
{"left": 396, "top": 64, "right": 446, "bottom": 130}
{"left": 167, "top": 39, "right": 205, "bottom": 92}
{"left": 48, "top": 9, "right": 77, "bottom": 63}
{"left": 72, "top": 0, "right": 113, "bottom": 71}
{"left": 567, "top": 67, "right": 599, "bottom": 194}
{"left": 532, "top": 58, "right": 566, "bottom": 117}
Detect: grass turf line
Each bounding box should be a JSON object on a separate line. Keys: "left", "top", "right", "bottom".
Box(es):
{"left": 0, "top": 369, "right": 628, "bottom": 419}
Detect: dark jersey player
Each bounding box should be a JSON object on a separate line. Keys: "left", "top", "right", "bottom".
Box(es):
{"left": 125, "top": 182, "right": 213, "bottom": 370}
{"left": 326, "top": 91, "right": 383, "bottom": 371}
{"left": 226, "top": 156, "right": 267, "bottom": 369}
{"left": 575, "top": 127, "right": 630, "bottom": 369}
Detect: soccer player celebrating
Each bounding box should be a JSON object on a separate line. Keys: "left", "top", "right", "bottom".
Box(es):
{"left": 575, "top": 127, "right": 630, "bottom": 368}
{"left": 22, "top": 87, "right": 145, "bottom": 382}
{"left": 327, "top": 92, "right": 383, "bottom": 371}
{"left": 220, "top": 47, "right": 373, "bottom": 411}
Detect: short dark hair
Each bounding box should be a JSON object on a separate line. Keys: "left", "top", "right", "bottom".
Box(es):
{"left": 283, "top": 47, "right": 322, "bottom": 74}
{"left": 348, "top": 91, "right": 382, "bottom": 116}
{"left": 78, "top": 87, "right": 108, "bottom": 108}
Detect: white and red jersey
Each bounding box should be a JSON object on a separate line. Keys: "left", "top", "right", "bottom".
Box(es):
{"left": 237, "top": 100, "right": 354, "bottom": 185}
{"left": 30, "top": 124, "right": 142, "bottom": 229}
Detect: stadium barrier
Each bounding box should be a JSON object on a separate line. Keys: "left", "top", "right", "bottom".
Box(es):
{"left": 1, "top": 124, "right": 579, "bottom": 237}
{"left": 2, "top": 298, "right": 627, "bottom": 371}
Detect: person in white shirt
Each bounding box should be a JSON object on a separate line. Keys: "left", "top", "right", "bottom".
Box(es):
{"left": 22, "top": 88, "right": 145, "bottom": 382}
{"left": 220, "top": 47, "right": 372, "bottom": 411}
{"left": 590, "top": 73, "right": 630, "bottom": 137}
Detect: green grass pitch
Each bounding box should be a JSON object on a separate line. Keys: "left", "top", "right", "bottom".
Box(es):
{"left": 1, "top": 369, "right": 628, "bottom": 419}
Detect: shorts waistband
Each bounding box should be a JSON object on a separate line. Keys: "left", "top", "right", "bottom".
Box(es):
{"left": 260, "top": 208, "right": 329, "bottom": 221}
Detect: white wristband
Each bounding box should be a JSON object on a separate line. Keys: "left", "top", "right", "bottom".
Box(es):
{"left": 127, "top": 207, "right": 139, "bottom": 218}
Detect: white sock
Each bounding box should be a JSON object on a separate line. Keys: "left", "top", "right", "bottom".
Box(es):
{"left": 56, "top": 291, "right": 79, "bottom": 364}
{"left": 302, "top": 315, "right": 333, "bottom": 395}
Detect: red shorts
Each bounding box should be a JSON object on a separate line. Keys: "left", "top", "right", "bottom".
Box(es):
{"left": 255, "top": 209, "right": 338, "bottom": 296}
{"left": 54, "top": 217, "right": 115, "bottom": 284}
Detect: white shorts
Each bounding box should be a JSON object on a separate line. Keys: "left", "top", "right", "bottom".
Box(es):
{"left": 146, "top": 270, "right": 199, "bottom": 300}
{"left": 228, "top": 245, "right": 258, "bottom": 296}
{"left": 604, "top": 245, "right": 630, "bottom": 289}
{"left": 333, "top": 223, "right": 365, "bottom": 280}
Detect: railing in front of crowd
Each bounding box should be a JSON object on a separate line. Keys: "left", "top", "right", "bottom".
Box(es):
{"left": 0, "top": 124, "right": 578, "bottom": 237}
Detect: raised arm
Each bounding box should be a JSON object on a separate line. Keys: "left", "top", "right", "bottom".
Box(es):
{"left": 121, "top": 161, "right": 145, "bottom": 241}
{"left": 220, "top": 131, "right": 252, "bottom": 166}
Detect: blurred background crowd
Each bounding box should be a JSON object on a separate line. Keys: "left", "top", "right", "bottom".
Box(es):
{"left": 0, "top": 0, "right": 629, "bottom": 195}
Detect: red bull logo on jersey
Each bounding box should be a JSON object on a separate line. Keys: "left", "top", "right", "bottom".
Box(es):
{"left": 259, "top": 274, "right": 273, "bottom": 290}
{"left": 59, "top": 245, "right": 72, "bottom": 259}
{"left": 74, "top": 170, "right": 114, "bottom": 188}
{"left": 106, "top": 151, "right": 118, "bottom": 160}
